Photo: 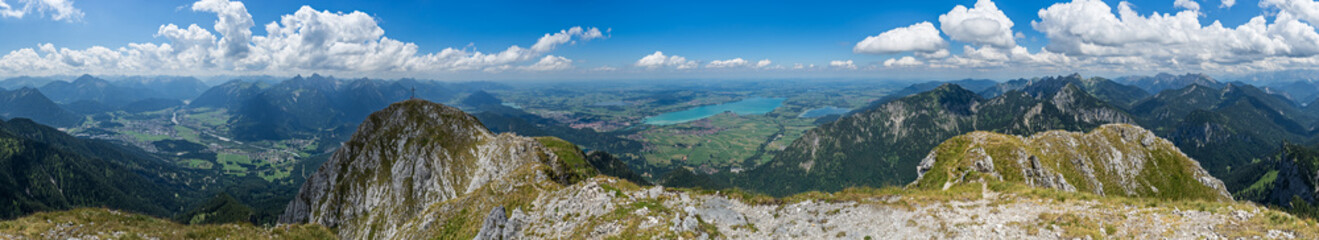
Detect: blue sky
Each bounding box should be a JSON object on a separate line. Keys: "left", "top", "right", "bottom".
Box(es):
{"left": 0, "top": 0, "right": 1315, "bottom": 80}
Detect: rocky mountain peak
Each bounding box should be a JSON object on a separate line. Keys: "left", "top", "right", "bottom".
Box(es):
{"left": 1064, "top": 73, "right": 1084, "bottom": 80}
{"left": 279, "top": 99, "right": 585, "bottom": 239}
{"left": 931, "top": 82, "right": 963, "bottom": 91}
{"left": 71, "top": 74, "right": 109, "bottom": 86}
{"left": 73, "top": 74, "right": 96, "bottom": 82}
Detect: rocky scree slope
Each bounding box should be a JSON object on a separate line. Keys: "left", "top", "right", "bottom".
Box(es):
{"left": 277, "top": 99, "right": 593, "bottom": 239}
{"left": 911, "top": 124, "right": 1231, "bottom": 202}
{"left": 465, "top": 175, "right": 1317, "bottom": 239}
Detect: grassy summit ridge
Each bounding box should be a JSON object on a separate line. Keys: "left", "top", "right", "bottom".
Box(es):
{"left": 0, "top": 208, "right": 332, "bottom": 239}
{"left": 912, "top": 123, "right": 1231, "bottom": 202}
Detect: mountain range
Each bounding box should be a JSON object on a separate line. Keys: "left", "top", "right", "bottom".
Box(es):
{"left": 38, "top": 75, "right": 162, "bottom": 107}
{"left": 1118, "top": 73, "right": 1226, "bottom": 95}
{"left": 198, "top": 74, "right": 505, "bottom": 142}
{"left": 0, "top": 87, "right": 82, "bottom": 127}
{"left": 269, "top": 98, "right": 1311, "bottom": 238}
{"left": 740, "top": 74, "right": 1135, "bottom": 196}
{"left": 7, "top": 72, "right": 1319, "bottom": 238}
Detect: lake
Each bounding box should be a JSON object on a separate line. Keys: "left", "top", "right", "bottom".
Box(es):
{"left": 798, "top": 106, "right": 850, "bottom": 118}
{"left": 643, "top": 97, "right": 785, "bottom": 125}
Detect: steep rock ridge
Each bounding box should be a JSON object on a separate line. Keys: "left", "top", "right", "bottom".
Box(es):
{"left": 747, "top": 75, "right": 1135, "bottom": 196}
{"left": 278, "top": 99, "right": 583, "bottom": 239}
{"left": 1018, "top": 73, "right": 1150, "bottom": 107}
{"left": 912, "top": 124, "right": 1231, "bottom": 202}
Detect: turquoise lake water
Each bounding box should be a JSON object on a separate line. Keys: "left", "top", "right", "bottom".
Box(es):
{"left": 798, "top": 106, "right": 850, "bottom": 118}
{"left": 643, "top": 97, "right": 785, "bottom": 125}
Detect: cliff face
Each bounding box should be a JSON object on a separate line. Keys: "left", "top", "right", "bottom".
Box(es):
{"left": 911, "top": 124, "right": 1232, "bottom": 202}
{"left": 278, "top": 99, "right": 583, "bottom": 239}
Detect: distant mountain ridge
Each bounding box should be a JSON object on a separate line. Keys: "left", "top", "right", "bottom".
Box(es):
{"left": 742, "top": 74, "right": 1136, "bottom": 196}
{"left": 196, "top": 74, "right": 508, "bottom": 141}
{"left": 112, "top": 76, "right": 210, "bottom": 100}
{"left": 38, "top": 75, "right": 156, "bottom": 106}
{"left": 189, "top": 80, "right": 269, "bottom": 110}
{"left": 864, "top": 78, "right": 999, "bottom": 109}
{"left": 1129, "top": 83, "right": 1318, "bottom": 183}
{"left": 0, "top": 76, "right": 57, "bottom": 90}
{"left": 1118, "top": 73, "right": 1225, "bottom": 94}
{"left": 0, "top": 87, "right": 82, "bottom": 127}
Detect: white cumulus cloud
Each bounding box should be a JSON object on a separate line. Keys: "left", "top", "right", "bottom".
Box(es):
{"left": 884, "top": 56, "right": 924, "bottom": 67}
{"left": 862, "top": 0, "right": 1319, "bottom": 75}
{"left": 1175, "top": 0, "right": 1202, "bottom": 11}
{"left": 830, "top": 60, "right": 857, "bottom": 70}
{"left": 1032, "top": 0, "right": 1319, "bottom": 68}
{"left": 519, "top": 55, "right": 573, "bottom": 71}
{"left": 854, "top": 22, "right": 947, "bottom": 54}
{"left": 843, "top": 0, "right": 1319, "bottom": 75}
{"left": 706, "top": 58, "right": 748, "bottom": 68}
{"left": 1262, "top": 0, "right": 1319, "bottom": 25}
{"left": 938, "top": 0, "right": 1016, "bottom": 48}
{"left": 635, "top": 51, "right": 697, "bottom": 70}
{"left": 192, "top": 0, "right": 254, "bottom": 59}
{"left": 0, "top": 0, "right": 604, "bottom": 76}
{"left": 0, "top": 0, "right": 83, "bottom": 22}
{"left": 705, "top": 58, "right": 773, "bottom": 69}
{"left": 1222, "top": 0, "right": 1236, "bottom": 8}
